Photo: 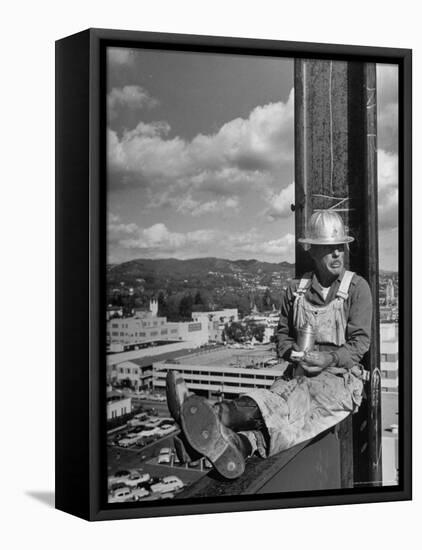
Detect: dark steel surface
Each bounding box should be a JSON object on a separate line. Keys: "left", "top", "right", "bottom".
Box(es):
{"left": 294, "top": 59, "right": 382, "bottom": 486}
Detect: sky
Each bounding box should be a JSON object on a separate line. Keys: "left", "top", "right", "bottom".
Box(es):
{"left": 107, "top": 48, "right": 398, "bottom": 271}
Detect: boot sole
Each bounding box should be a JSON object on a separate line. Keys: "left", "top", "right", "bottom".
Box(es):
{"left": 181, "top": 395, "right": 245, "bottom": 479}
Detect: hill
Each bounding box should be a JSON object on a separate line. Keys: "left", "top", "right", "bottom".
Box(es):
{"left": 107, "top": 257, "right": 294, "bottom": 290}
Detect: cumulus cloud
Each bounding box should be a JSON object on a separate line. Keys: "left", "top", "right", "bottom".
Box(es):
{"left": 172, "top": 195, "right": 240, "bottom": 216}
{"left": 264, "top": 182, "right": 294, "bottom": 220}
{"left": 234, "top": 233, "right": 295, "bottom": 260}
{"left": 114, "top": 223, "right": 218, "bottom": 257}
{"left": 107, "top": 213, "right": 139, "bottom": 247}
{"left": 108, "top": 220, "right": 294, "bottom": 262}
{"left": 108, "top": 48, "right": 134, "bottom": 66}
{"left": 377, "top": 149, "right": 398, "bottom": 230}
{"left": 107, "top": 89, "right": 294, "bottom": 203}
{"left": 108, "top": 86, "right": 158, "bottom": 119}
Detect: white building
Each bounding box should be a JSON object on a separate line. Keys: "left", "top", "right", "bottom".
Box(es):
{"left": 106, "top": 300, "right": 179, "bottom": 351}
{"left": 192, "top": 309, "right": 239, "bottom": 342}
{"left": 153, "top": 361, "right": 285, "bottom": 400}
{"left": 106, "top": 301, "right": 220, "bottom": 352}
{"left": 108, "top": 361, "right": 142, "bottom": 388}
{"left": 192, "top": 309, "right": 238, "bottom": 324}
{"left": 106, "top": 305, "right": 123, "bottom": 321}
{"left": 167, "top": 320, "right": 210, "bottom": 347}
{"left": 107, "top": 394, "right": 132, "bottom": 420}
{"left": 380, "top": 323, "right": 398, "bottom": 392}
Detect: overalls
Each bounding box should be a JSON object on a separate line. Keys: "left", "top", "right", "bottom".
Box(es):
{"left": 243, "top": 271, "right": 364, "bottom": 457}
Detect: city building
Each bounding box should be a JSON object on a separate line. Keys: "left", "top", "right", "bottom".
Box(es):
{"left": 380, "top": 322, "right": 398, "bottom": 392}
{"left": 192, "top": 309, "right": 239, "bottom": 342}
{"left": 107, "top": 300, "right": 174, "bottom": 352}
{"left": 167, "top": 320, "right": 210, "bottom": 347}
{"left": 192, "top": 308, "right": 238, "bottom": 325}
{"left": 106, "top": 305, "right": 123, "bottom": 321}
{"left": 385, "top": 279, "right": 395, "bottom": 306}
{"left": 107, "top": 361, "right": 142, "bottom": 388}
{"left": 153, "top": 346, "right": 286, "bottom": 400}
{"left": 106, "top": 301, "right": 230, "bottom": 352}
{"left": 106, "top": 393, "right": 132, "bottom": 420}
{"left": 242, "top": 308, "right": 280, "bottom": 343}
{"left": 107, "top": 343, "right": 211, "bottom": 389}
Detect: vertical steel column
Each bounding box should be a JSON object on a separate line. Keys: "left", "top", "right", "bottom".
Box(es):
{"left": 294, "top": 59, "right": 382, "bottom": 486}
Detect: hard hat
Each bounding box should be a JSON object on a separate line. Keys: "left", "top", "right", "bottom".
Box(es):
{"left": 298, "top": 210, "right": 354, "bottom": 245}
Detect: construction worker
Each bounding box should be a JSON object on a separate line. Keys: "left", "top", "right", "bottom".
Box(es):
{"left": 166, "top": 210, "right": 372, "bottom": 479}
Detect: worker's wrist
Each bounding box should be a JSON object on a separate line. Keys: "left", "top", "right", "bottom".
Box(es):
{"left": 329, "top": 351, "right": 339, "bottom": 367}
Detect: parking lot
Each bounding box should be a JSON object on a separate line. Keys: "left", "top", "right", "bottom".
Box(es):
{"left": 107, "top": 400, "right": 209, "bottom": 502}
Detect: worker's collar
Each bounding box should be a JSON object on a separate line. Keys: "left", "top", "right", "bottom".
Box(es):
{"left": 311, "top": 269, "right": 346, "bottom": 301}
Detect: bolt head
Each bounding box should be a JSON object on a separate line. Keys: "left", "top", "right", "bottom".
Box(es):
{"left": 227, "top": 461, "right": 236, "bottom": 472}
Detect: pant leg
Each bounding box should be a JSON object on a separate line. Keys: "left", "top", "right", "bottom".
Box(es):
{"left": 243, "top": 370, "right": 363, "bottom": 457}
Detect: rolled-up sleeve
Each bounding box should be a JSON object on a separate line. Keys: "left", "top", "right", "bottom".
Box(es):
{"left": 275, "top": 284, "right": 297, "bottom": 359}
{"left": 335, "top": 277, "right": 373, "bottom": 368}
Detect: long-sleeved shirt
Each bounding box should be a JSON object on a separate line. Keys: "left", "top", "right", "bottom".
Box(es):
{"left": 276, "top": 270, "right": 372, "bottom": 369}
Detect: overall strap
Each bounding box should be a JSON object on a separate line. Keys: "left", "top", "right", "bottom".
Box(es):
{"left": 336, "top": 270, "right": 355, "bottom": 300}
{"left": 293, "top": 275, "right": 312, "bottom": 328}
{"left": 296, "top": 275, "right": 312, "bottom": 295}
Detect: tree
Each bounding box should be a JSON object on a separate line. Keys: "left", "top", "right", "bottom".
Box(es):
{"left": 263, "top": 288, "right": 272, "bottom": 309}
{"left": 224, "top": 322, "right": 248, "bottom": 342}
{"left": 179, "top": 294, "right": 194, "bottom": 320}
{"left": 194, "top": 290, "right": 205, "bottom": 306}
{"left": 251, "top": 324, "right": 265, "bottom": 343}
{"left": 157, "top": 291, "right": 168, "bottom": 318}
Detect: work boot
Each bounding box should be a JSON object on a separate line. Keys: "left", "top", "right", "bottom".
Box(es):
{"left": 180, "top": 394, "right": 252, "bottom": 479}
{"left": 214, "top": 396, "right": 264, "bottom": 432}
{"left": 166, "top": 370, "right": 192, "bottom": 424}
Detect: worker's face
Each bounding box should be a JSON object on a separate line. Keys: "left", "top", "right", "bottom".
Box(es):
{"left": 310, "top": 244, "right": 345, "bottom": 278}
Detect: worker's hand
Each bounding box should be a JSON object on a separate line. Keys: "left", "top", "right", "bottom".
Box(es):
{"left": 301, "top": 351, "right": 335, "bottom": 374}
{"left": 289, "top": 343, "right": 303, "bottom": 362}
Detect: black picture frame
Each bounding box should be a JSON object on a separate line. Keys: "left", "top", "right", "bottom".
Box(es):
{"left": 55, "top": 28, "right": 412, "bottom": 521}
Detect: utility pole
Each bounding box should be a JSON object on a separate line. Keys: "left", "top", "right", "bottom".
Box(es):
{"left": 294, "top": 59, "right": 382, "bottom": 487}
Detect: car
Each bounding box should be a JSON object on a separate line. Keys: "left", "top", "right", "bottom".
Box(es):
{"left": 143, "top": 417, "right": 162, "bottom": 427}
{"left": 111, "top": 469, "right": 131, "bottom": 479}
{"left": 157, "top": 425, "right": 177, "bottom": 437}
{"left": 109, "top": 481, "right": 127, "bottom": 492}
{"left": 150, "top": 476, "right": 184, "bottom": 494}
{"left": 119, "top": 432, "right": 145, "bottom": 447}
{"left": 158, "top": 418, "right": 175, "bottom": 426}
{"left": 139, "top": 427, "right": 162, "bottom": 438}
{"left": 158, "top": 447, "right": 172, "bottom": 464}
{"left": 128, "top": 419, "right": 145, "bottom": 428}
{"left": 108, "top": 470, "right": 132, "bottom": 487}
{"left": 124, "top": 471, "right": 151, "bottom": 487}
{"left": 108, "top": 486, "right": 132, "bottom": 503}
{"left": 130, "top": 487, "right": 150, "bottom": 500}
